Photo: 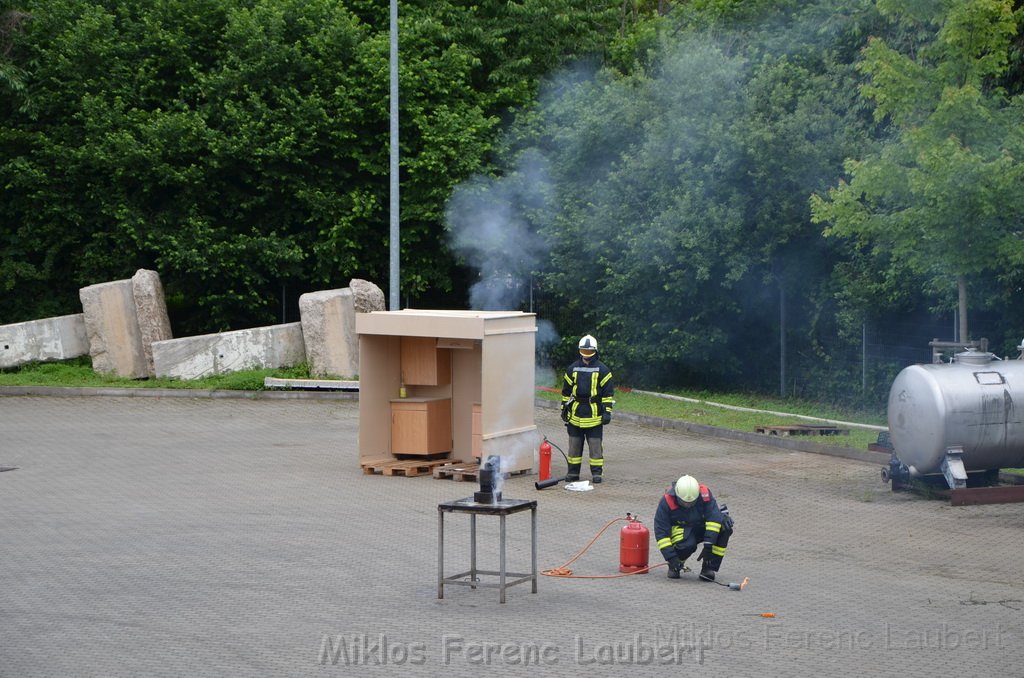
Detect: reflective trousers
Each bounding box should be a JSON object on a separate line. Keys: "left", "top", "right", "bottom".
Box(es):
{"left": 565, "top": 423, "right": 603, "bottom": 481}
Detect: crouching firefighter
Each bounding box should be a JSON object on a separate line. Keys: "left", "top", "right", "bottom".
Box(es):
{"left": 654, "top": 475, "right": 734, "bottom": 581}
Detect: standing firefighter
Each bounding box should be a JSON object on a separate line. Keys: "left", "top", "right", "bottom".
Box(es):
{"left": 655, "top": 475, "right": 734, "bottom": 581}
{"left": 560, "top": 334, "right": 614, "bottom": 484}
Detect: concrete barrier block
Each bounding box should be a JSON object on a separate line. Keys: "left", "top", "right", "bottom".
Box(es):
{"left": 299, "top": 289, "right": 358, "bottom": 378}
{"left": 0, "top": 314, "right": 90, "bottom": 369}
{"left": 132, "top": 269, "right": 173, "bottom": 376}
{"left": 152, "top": 323, "right": 306, "bottom": 379}
{"left": 80, "top": 280, "right": 148, "bottom": 378}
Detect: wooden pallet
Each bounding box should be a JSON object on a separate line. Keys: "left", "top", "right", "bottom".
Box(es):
{"left": 433, "top": 462, "right": 481, "bottom": 481}
{"left": 361, "top": 458, "right": 452, "bottom": 477}
{"left": 432, "top": 462, "right": 532, "bottom": 482}
{"left": 756, "top": 424, "right": 849, "bottom": 436}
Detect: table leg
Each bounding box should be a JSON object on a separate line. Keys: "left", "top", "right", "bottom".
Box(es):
{"left": 499, "top": 514, "right": 507, "bottom": 604}
{"left": 531, "top": 506, "right": 538, "bottom": 593}
{"left": 437, "top": 508, "right": 444, "bottom": 599}
{"left": 470, "top": 513, "right": 477, "bottom": 588}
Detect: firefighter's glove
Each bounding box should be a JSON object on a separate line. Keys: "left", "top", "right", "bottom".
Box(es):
{"left": 601, "top": 411, "right": 612, "bottom": 425}
{"left": 720, "top": 504, "right": 735, "bottom": 530}
{"left": 697, "top": 546, "right": 710, "bottom": 562}
{"left": 668, "top": 556, "right": 683, "bottom": 573}
{"left": 560, "top": 405, "right": 569, "bottom": 423}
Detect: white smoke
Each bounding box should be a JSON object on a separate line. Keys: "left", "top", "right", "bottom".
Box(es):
{"left": 487, "top": 432, "right": 540, "bottom": 501}
{"left": 445, "top": 149, "right": 552, "bottom": 311}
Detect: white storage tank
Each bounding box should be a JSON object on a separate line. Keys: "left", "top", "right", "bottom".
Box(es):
{"left": 887, "top": 349, "right": 1024, "bottom": 476}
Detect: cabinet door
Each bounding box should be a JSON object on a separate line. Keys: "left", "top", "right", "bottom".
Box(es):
{"left": 392, "top": 405, "right": 428, "bottom": 454}
{"left": 391, "top": 399, "right": 452, "bottom": 455}
{"left": 400, "top": 337, "right": 451, "bottom": 386}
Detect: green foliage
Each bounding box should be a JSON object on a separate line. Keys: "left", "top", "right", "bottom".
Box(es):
{"left": 0, "top": 356, "right": 313, "bottom": 390}
{"left": 512, "top": 1, "right": 884, "bottom": 401}
{"left": 0, "top": 356, "right": 99, "bottom": 384}
{"left": 537, "top": 36, "right": 752, "bottom": 383}
{"left": 6, "top": 0, "right": 1024, "bottom": 410}
{"left": 538, "top": 383, "right": 883, "bottom": 449}
{"left": 0, "top": 0, "right": 622, "bottom": 331}
{"left": 0, "top": 6, "right": 29, "bottom": 100}
{"left": 811, "top": 0, "right": 1024, "bottom": 334}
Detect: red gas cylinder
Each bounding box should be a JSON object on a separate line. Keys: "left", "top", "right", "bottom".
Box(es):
{"left": 539, "top": 439, "right": 552, "bottom": 481}
{"left": 619, "top": 513, "right": 650, "bottom": 573}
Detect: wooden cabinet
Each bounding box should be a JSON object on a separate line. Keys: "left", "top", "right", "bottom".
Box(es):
{"left": 391, "top": 397, "right": 452, "bottom": 455}
{"left": 400, "top": 336, "right": 451, "bottom": 386}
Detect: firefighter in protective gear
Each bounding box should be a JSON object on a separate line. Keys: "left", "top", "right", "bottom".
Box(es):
{"left": 654, "top": 475, "right": 734, "bottom": 581}
{"left": 560, "top": 334, "right": 614, "bottom": 483}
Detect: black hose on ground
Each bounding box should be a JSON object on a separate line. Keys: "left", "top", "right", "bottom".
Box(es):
{"left": 535, "top": 476, "right": 566, "bottom": 490}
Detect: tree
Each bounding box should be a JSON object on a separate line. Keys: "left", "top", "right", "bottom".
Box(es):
{"left": 0, "top": 3, "right": 29, "bottom": 99}
{"left": 811, "top": 0, "right": 1024, "bottom": 343}
{"left": 0, "top": 0, "right": 623, "bottom": 331}
{"left": 483, "top": 1, "right": 885, "bottom": 399}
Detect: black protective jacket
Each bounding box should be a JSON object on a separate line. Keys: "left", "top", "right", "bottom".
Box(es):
{"left": 560, "top": 356, "right": 614, "bottom": 428}
{"left": 653, "top": 484, "right": 729, "bottom": 561}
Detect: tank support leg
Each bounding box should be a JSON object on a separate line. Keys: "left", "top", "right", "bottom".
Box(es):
{"left": 941, "top": 447, "right": 968, "bottom": 490}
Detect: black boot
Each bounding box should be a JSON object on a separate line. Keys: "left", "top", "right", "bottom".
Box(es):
{"left": 667, "top": 558, "right": 683, "bottom": 579}
{"left": 699, "top": 567, "right": 716, "bottom": 582}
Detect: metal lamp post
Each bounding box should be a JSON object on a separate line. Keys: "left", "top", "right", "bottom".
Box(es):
{"left": 389, "top": 0, "right": 400, "bottom": 311}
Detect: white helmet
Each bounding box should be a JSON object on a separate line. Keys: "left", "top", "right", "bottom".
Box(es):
{"left": 674, "top": 475, "right": 700, "bottom": 503}
{"left": 578, "top": 334, "right": 598, "bottom": 357}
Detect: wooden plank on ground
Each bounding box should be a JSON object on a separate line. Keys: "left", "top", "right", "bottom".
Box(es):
{"left": 948, "top": 485, "right": 1024, "bottom": 506}
{"left": 756, "top": 424, "right": 849, "bottom": 437}
{"left": 264, "top": 377, "right": 358, "bottom": 390}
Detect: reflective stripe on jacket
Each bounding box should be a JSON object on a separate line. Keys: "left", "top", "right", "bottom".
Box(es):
{"left": 653, "top": 485, "right": 726, "bottom": 561}
{"left": 561, "top": 357, "right": 614, "bottom": 428}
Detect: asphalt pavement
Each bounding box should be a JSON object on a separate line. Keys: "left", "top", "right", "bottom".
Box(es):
{"left": 1, "top": 392, "right": 1022, "bottom": 677}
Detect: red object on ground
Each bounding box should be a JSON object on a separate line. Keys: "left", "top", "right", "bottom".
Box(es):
{"left": 619, "top": 515, "right": 650, "bottom": 573}
{"left": 539, "top": 440, "right": 552, "bottom": 481}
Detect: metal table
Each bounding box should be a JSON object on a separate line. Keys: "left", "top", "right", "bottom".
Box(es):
{"left": 437, "top": 497, "right": 538, "bottom": 603}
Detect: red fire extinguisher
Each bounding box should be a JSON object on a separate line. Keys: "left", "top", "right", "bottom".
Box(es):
{"left": 539, "top": 438, "right": 552, "bottom": 481}
{"left": 619, "top": 513, "right": 650, "bottom": 573}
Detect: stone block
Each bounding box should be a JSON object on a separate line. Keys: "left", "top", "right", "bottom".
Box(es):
{"left": 151, "top": 323, "right": 306, "bottom": 380}
{"left": 299, "top": 289, "right": 358, "bottom": 378}
{"left": 132, "top": 269, "right": 173, "bottom": 375}
{"left": 349, "top": 278, "right": 386, "bottom": 313}
{"left": 78, "top": 269, "right": 173, "bottom": 379}
{"left": 80, "top": 280, "right": 148, "bottom": 379}
{"left": 0, "top": 314, "right": 89, "bottom": 369}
